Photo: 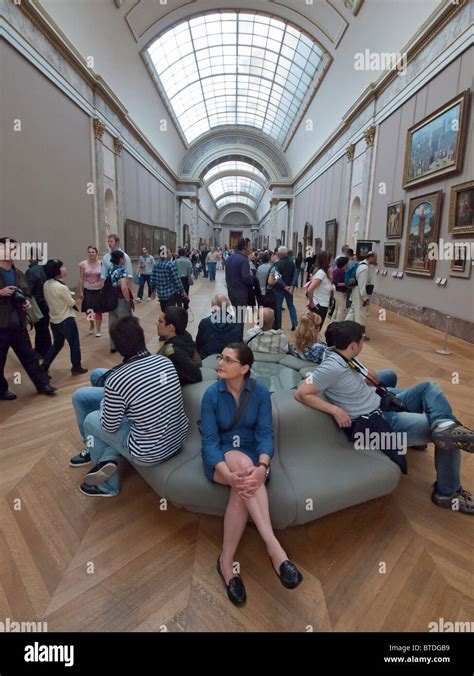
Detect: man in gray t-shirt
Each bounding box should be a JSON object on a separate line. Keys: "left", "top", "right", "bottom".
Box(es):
{"left": 309, "top": 349, "right": 381, "bottom": 419}
{"left": 295, "top": 320, "right": 474, "bottom": 516}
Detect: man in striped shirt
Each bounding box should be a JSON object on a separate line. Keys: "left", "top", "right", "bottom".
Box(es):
{"left": 79, "top": 316, "right": 188, "bottom": 497}
{"left": 243, "top": 308, "right": 289, "bottom": 354}
{"left": 150, "top": 249, "right": 187, "bottom": 312}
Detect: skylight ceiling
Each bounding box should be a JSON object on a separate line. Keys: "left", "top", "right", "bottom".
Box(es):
{"left": 208, "top": 176, "right": 264, "bottom": 202}
{"left": 147, "top": 12, "right": 324, "bottom": 145}
{"left": 216, "top": 196, "right": 257, "bottom": 209}
{"left": 204, "top": 161, "right": 267, "bottom": 183}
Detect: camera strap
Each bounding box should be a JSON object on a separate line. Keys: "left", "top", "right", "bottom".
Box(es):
{"left": 335, "top": 352, "right": 381, "bottom": 389}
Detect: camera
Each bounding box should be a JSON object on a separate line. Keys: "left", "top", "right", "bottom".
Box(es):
{"left": 376, "top": 387, "right": 408, "bottom": 412}
{"left": 11, "top": 288, "right": 28, "bottom": 306}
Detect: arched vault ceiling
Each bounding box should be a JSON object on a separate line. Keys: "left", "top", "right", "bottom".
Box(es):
{"left": 180, "top": 128, "right": 291, "bottom": 179}
{"left": 126, "top": 0, "right": 360, "bottom": 53}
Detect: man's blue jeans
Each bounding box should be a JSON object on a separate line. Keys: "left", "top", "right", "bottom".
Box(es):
{"left": 384, "top": 381, "right": 459, "bottom": 496}
{"left": 72, "top": 368, "right": 107, "bottom": 439}
{"left": 274, "top": 290, "right": 298, "bottom": 330}
{"left": 82, "top": 410, "right": 138, "bottom": 495}
{"left": 208, "top": 262, "right": 217, "bottom": 281}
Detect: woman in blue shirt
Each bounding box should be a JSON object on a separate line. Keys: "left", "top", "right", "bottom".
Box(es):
{"left": 201, "top": 343, "right": 302, "bottom": 605}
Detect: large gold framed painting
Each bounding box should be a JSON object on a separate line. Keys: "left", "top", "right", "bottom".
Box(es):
{"left": 403, "top": 90, "right": 470, "bottom": 189}
{"left": 404, "top": 191, "right": 442, "bottom": 277}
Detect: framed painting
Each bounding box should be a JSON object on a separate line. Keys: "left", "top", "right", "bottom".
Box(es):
{"left": 141, "top": 224, "right": 153, "bottom": 253}
{"left": 383, "top": 242, "right": 400, "bottom": 267}
{"left": 404, "top": 191, "right": 442, "bottom": 277}
{"left": 448, "top": 180, "right": 474, "bottom": 236}
{"left": 403, "top": 90, "right": 470, "bottom": 189}
{"left": 325, "top": 220, "right": 337, "bottom": 259}
{"left": 356, "top": 240, "right": 375, "bottom": 260}
{"left": 450, "top": 243, "right": 472, "bottom": 279}
{"left": 386, "top": 201, "right": 404, "bottom": 239}
{"left": 125, "top": 220, "right": 141, "bottom": 258}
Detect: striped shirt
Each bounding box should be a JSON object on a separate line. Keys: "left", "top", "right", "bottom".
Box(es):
{"left": 100, "top": 353, "right": 189, "bottom": 464}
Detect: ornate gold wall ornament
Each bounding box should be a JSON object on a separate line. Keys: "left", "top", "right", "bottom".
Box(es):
{"left": 363, "top": 125, "right": 376, "bottom": 147}
{"left": 93, "top": 118, "right": 106, "bottom": 140}
{"left": 113, "top": 137, "right": 124, "bottom": 155}
{"left": 346, "top": 144, "right": 355, "bottom": 160}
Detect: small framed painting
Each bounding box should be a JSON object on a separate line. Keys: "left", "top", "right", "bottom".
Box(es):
{"left": 383, "top": 242, "right": 400, "bottom": 267}
{"left": 386, "top": 201, "right": 404, "bottom": 239}
{"left": 325, "top": 220, "right": 337, "bottom": 259}
{"left": 450, "top": 243, "right": 472, "bottom": 279}
{"left": 448, "top": 180, "right": 474, "bottom": 236}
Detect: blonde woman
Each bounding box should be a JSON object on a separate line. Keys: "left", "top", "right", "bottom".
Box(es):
{"left": 288, "top": 312, "right": 326, "bottom": 364}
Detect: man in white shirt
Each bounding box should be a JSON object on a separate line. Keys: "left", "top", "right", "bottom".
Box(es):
{"left": 244, "top": 308, "right": 289, "bottom": 354}
{"left": 100, "top": 234, "right": 133, "bottom": 281}
{"left": 346, "top": 252, "right": 376, "bottom": 337}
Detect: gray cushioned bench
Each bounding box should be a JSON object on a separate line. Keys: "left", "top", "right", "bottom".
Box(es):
{"left": 131, "top": 379, "right": 401, "bottom": 529}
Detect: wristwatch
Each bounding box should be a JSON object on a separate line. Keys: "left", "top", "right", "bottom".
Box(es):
{"left": 257, "top": 462, "right": 271, "bottom": 479}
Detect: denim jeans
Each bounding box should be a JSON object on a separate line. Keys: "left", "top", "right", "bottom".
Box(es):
{"left": 207, "top": 262, "right": 217, "bottom": 281}
{"left": 137, "top": 274, "right": 152, "bottom": 300}
{"left": 384, "top": 381, "right": 459, "bottom": 496}
{"left": 274, "top": 290, "right": 298, "bottom": 330}
{"left": 83, "top": 410, "right": 152, "bottom": 494}
{"left": 295, "top": 267, "right": 305, "bottom": 287}
{"left": 377, "top": 370, "right": 397, "bottom": 388}
{"left": 72, "top": 368, "right": 107, "bottom": 438}
{"left": 43, "top": 317, "right": 82, "bottom": 370}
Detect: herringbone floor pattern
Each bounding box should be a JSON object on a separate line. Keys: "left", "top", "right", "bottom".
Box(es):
{"left": 0, "top": 270, "right": 473, "bottom": 631}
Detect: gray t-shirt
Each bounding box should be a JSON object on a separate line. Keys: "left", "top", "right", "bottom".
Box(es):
{"left": 256, "top": 263, "right": 272, "bottom": 295}
{"left": 310, "top": 350, "right": 381, "bottom": 419}
{"left": 175, "top": 256, "right": 193, "bottom": 278}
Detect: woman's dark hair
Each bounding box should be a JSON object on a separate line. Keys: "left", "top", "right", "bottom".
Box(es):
{"left": 235, "top": 238, "right": 247, "bottom": 252}
{"left": 347, "top": 248, "right": 354, "bottom": 257}
{"left": 336, "top": 256, "right": 350, "bottom": 269}
{"left": 315, "top": 251, "right": 330, "bottom": 273}
{"left": 225, "top": 342, "right": 254, "bottom": 378}
{"left": 325, "top": 321, "right": 365, "bottom": 350}
{"left": 178, "top": 247, "right": 185, "bottom": 257}
{"left": 44, "top": 259, "right": 63, "bottom": 279}
{"left": 88, "top": 246, "right": 98, "bottom": 254}
{"left": 261, "top": 252, "right": 270, "bottom": 264}
{"left": 163, "top": 306, "right": 188, "bottom": 335}
{"left": 110, "top": 250, "right": 125, "bottom": 265}
{"left": 110, "top": 316, "right": 146, "bottom": 358}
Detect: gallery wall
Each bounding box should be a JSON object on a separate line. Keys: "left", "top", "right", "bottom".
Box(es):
{"left": 369, "top": 47, "right": 473, "bottom": 333}
{"left": 1, "top": 40, "right": 96, "bottom": 283}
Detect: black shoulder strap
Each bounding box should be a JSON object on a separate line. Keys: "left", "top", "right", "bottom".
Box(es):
{"left": 221, "top": 378, "right": 256, "bottom": 433}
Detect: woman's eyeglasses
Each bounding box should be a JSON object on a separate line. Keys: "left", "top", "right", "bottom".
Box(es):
{"left": 216, "top": 354, "right": 241, "bottom": 365}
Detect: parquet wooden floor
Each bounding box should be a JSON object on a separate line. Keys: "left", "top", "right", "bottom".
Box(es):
{"left": 0, "top": 270, "right": 473, "bottom": 632}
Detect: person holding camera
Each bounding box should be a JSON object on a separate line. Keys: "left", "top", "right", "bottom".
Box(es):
{"left": 0, "top": 237, "right": 56, "bottom": 400}
{"left": 42, "top": 259, "right": 88, "bottom": 376}
{"left": 295, "top": 321, "right": 474, "bottom": 515}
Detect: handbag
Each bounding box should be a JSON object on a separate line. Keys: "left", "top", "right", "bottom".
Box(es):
{"left": 188, "top": 273, "right": 194, "bottom": 286}
{"left": 345, "top": 409, "right": 407, "bottom": 474}
{"left": 99, "top": 275, "right": 118, "bottom": 312}
{"left": 134, "top": 273, "right": 140, "bottom": 285}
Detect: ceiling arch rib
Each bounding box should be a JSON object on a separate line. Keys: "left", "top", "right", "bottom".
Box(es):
{"left": 146, "top": 11, "right": 325, "bottom": 147}
{"left": 204, "top": 160, "right": 267, "bottom": 184}
{"left": 207, "top": 176, "right": 265, "bottom": 202}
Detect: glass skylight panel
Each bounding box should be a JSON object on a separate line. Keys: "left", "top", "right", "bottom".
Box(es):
{"left": 216, "top": 196, "right": 257, "bottom": 209}
{"left": 204, "top": 161, "right": 267, "bottom": 183}
{"left": 147, "top": 11, "right": 323, "bottom": 145}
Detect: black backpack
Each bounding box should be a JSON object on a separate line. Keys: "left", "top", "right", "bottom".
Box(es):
{"left": 99, "top": 275, "right": 118, "bottom": 312}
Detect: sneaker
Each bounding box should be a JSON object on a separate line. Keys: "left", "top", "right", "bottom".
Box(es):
{"left": 432, "top": 422, "right": 474, "bottom": 453}
{"left": 71, "top": 367, "right": 88, "bottom": 375}
{"left": 431, "top": 485, "right": 474, "bottom": 515}
{"left": 95, "top": 332, "right": 102, "bottom": 337}
{"left": 110, "top": 348, "right": 117, "bottom": 354}
{"left": 69, "top": 450, "right": 91, "bottom": 467}
{"left": 136, "top": 299, "right": 142, "bottom": 303}
{"left": 79, "top": 483, "right": 117, "bottom": 498}
{"left": 82, "top": 460, "right": 118, "bottom": 485}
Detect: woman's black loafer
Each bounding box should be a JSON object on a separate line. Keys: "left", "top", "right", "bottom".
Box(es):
{"left": 276, "top": 560, "right": 303, "bottom": 589}
{"left": 217, "top": 556, "right": 247, "bottom": 606}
